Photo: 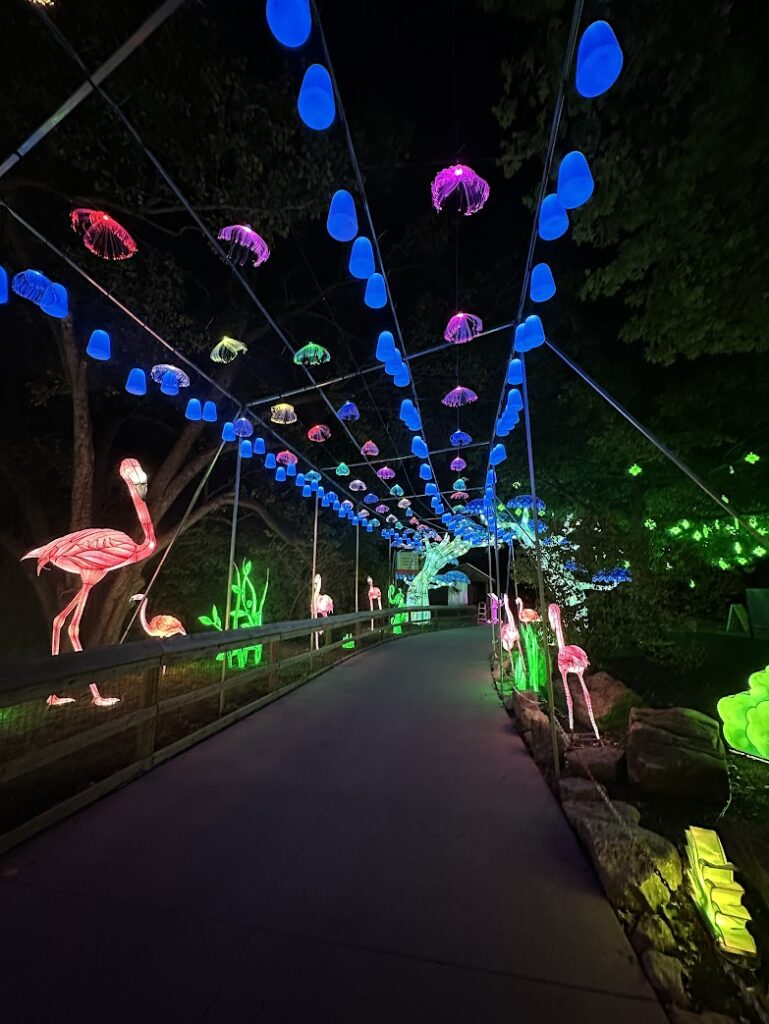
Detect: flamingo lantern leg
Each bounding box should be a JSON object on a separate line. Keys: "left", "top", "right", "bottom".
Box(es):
{"left": 22, "top": 459, "right": 157, "bottom": 707}
{"left": 366, "top": 575, "right": 382, "bottom": 630}
{"left": 500, "top": 594, "right": 526, "bottom": 681}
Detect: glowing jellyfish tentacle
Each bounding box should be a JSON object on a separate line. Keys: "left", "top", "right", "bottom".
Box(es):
{"left": 431, "top": 165, "right": 490, "bottom": 216}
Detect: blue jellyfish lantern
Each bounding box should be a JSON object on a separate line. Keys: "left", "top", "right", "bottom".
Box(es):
{"left": 233, "top": 417, "right": 254, "bottom": 438}
{"left": 538, "top": 194, "right": 569, "bottom": 241}
{"left": 185, "top": 398, "right": 202, "bottom": 421}
{"left": 265, "top": 452, "right": 277, "bottom": 469}
{"left": 450, "top": 430, "right": 472, "bottom": 447}
{"left": 576, "top": 21, "right": 623, "bottom": 98}
{"left": 530, "top": 263, "right": 556, "bottom": 303}
{"left": 556, "top": 151, "right": 594, "bottom": 209}
{"left": 202, "top": 400, "right": 218, "bottom": 422}
{"left": 125, "top": 368, "right": 147, "bottom": 396}
{"left": 86, "top": 329, "right": 111, "bottom": 361}
{"left": 411, "top": 436, "right": 428, "bottom": 458}
{"left": 490, "top": 443, "right": 507, "bottom": 467}
{"left": 507, "top": 358, "right": 523, "bottom": 385}
{"left": 364, "top": 273, "right": 387, "bottom": 309}
{"left": 12, "top": 269, "right": 54, "bottom": 306}
{"left": 222, "top": 421, "right": 236, "bottom": 442}
{"left": 338, "top": 400, "right": 360, "bottom": 421}
{"left": 40, "top": 283, "right": 69, "bottom": 318}
{"left": 297, "top": 64, "right": 335, "bottom": 130}
{"left": 326, "top": 190, "right": 358, "bottom": 242}
{"left": 266, "top": 0, "right": 311, "bottom": 48}
{"left": 376, "top": 330, "right": 396, "bottom": 362}
{"left": 0, "top": 267, "right": 7, "bottom": 304}
{"left": 348, "top": 237, "right": 375, "bottom": 279}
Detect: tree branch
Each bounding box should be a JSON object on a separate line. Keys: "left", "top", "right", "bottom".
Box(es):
{"left": 156, "top": 494, "right": 309, "bottom": 552}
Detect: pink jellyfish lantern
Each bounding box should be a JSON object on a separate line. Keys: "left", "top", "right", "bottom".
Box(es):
{"left": 450, "top": 456, "right": 467, "bottom": 472}
{"left": 377, "top": 466, "right": 396, "bottom": 481}
{"left": 276, "top": 450, "right": 298, "bottom": 467}
{"left": 431, "top": 164, "right": 490, "bottom": 216}
{"left": 442, "top": 386, "right": 478, "bottom": 408}
{"left": 70, "top": 208, "right": 138, "bottom": 261}
{"left": 444, "top": 312, "right": 483, "bottom": 345}
{"left": 360, "top": 439, "right": 379, "bottom": 457}
{"left": 217, "top": 224, "right": 270, "bottom": 267}
{"left": 451, "top": 490, "right": 469, "bottom": 502}
{"left": 307, "top": 424, "right": 331, "bottom": 443}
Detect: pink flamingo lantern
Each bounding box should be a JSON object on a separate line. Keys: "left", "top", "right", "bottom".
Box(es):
{"left": 548, "top": 603, "right": 599, "bottom": 740}
{"left": 130, "top": 594, "right": 186, "bottom": 638}
{"left": 311, "top": 573, "right": 334, "bottom": 650}
{"left": 22, "top": 458, "right": 156, "bottom": 706}
{"left": 501, "top": 594, "right": 526, "bottom": 677}
{"left": 366, "top": 575, "right": 382, "bottom": 629}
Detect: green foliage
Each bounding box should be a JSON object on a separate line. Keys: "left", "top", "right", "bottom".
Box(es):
{"left": 199, "top": 560, "right": 270, "bottom": 670}
{"left": 388, "top": 584, "right": 408, "bottom": 636}
{"left": 718, "top": 665, "right": 769, "bottom": 759}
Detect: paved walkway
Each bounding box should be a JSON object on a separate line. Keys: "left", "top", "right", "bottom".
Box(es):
{"left": 0, "top": 627, "right": 666, "bottom": 1023}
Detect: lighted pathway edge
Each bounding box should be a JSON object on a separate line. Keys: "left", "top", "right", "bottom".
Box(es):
{"left": 0, "top": 627, "right": 666, "bottom": 1023}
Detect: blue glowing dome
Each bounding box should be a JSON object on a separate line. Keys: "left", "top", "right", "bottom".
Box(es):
{"left": 254, "top": 437, "right": 266, "bottom": 455}
{"left": 450, "top": 430, "right": 472, "bottom": 447}
{"left": 425, "top": 482, "right": 438, "bottom": 496}
{"left": 326, "top": 190, "right": 357, "bottom": 242}
{"left": 538, "top": 194, "right": 569, "bottom": 241}
{"left": 576, "top": 20, "right": 623, "bottom": 99}
{"left": 160, "top": 370, "right": 179, "bottom": 396}
{"left": 12, "top": 269, "right": 54, "bottom": 305}
{"left": 525, "top": 314, "right": 545, "bottom": 348}
{"left": 557, "top": 151, "right": 594, "bottom": 209}
{"left": 376, "top": 330, "right": 396, "bottom": 362}
{"left": 411, "top": 436, "right": 428, "bottom": 458}
{"left": 393, "top": 364, "right": 410, "bottom": 387}
{"left": 364, "top": 272, "right": 387, "bottom": 309}
{"left": 286, "top": 461, "right": 297, "bottom": 476}
{"left": 240, "top": 440, "right": 253, "bottom": 459}
{"left": 275, "top": 465, "right": 287, "bottom": 482}
{"left": 222, "top": 421, "right": 236, "bottom": 442}
{"left": 0, "top": 267, "right": 7, "bottom": 304}
{"left": 185, "top": 398, "right": 202, "bottom": 421}
{"left": 202, "top": 400, "right": 218, "bottom": 422}
{"left": 490, "top": 443, "right": 507, "bottom": 467}
{"left": 530, "top": 263, "right": 556, "bottom": 303}
{"left": 86, "top": 329, "right": 111, "bottom": 361}
{"left": 233, "top": 417, "right": 253, "bottom": 438}
{"left": 125, "top": 368, "right": 146, "bottom": 396}
{"left": 507, "top": 358, "right": 523, "bottom": 385}
{"left": 265, "top": 452, "right": 277, "bottom": 469}
{"left": 506, "top": 388, "right": 523, "bottom": 413}
{"left": 297, "top": 64, "right": 335, "bottom": 130}
{"left": 40, "top": 282, "right": 69, "bottom": 319}
{"left": 266, "top": 0, "right": 311, "bottom": 48}
{"left": 348, "top": 237, "right": 375, "bottom": 279}
{"left": 338, "top": 400, "right": 360, "bottom": 421}
{"left": 419, "top": 463, "right": 431, "bottom": 480}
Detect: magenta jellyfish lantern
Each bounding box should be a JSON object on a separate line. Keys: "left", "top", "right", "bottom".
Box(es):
{"left": 70, "top": 208, "right": 137, "bottom": 261}
{"left": 349, "top": 479, "right": 366, "bottom": 492}
{"left": 377, "top": 466, "right": 395, "bottom": 481}
{"left": 450, "top": 456, "right": 467, "bottom": 472}
{"left": 217, "top": 224, "right": 270, "bottom": 267}
{"left": 360, "top": 440, "right": 379, "bottom": 457}
{"left": 444, "top": 311, "right": 483, "bottom": 344}
{"left": 431, "top": 164, "right": 490, "bottom": 216}
{"left": 451, "top": 490, "right": 469, "bottom": 502}
{"left": 442, "top": 385, "right": 478, "bottom": 408}
{"left": 307, "top": 423, "right": 331, "bottom": 443}
{"left": 276, "top": 449, "right": 298, "bottom": 467}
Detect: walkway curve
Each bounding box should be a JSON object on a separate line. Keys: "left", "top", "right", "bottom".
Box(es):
{"left": 0, "top": 626, "right": 666, "bottom": 1023}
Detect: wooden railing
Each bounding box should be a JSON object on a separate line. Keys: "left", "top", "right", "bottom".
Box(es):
{"left": 0, "top": 604, "right": 476, "bottom": 853}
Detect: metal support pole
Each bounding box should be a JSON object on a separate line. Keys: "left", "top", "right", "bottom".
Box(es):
{"left": 355, "top": 523, "right": 360, "bottom": 614}
{"left": 493, "top": 498, "right": 503, "bottom": 685}
{"left": 223, "top": 444, "right": 243, "bottom": 632}
{"left": 310, "top": 491, "right": 319, "bottom": 651}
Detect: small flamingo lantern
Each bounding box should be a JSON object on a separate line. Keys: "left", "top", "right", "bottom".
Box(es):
{"left": 548, "top": 602, "right": 599, "bottom": 739}
{"left": 367, "top": 575, "right": 382, "bottom": 629}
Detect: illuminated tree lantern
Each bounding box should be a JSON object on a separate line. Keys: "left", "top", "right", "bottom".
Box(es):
{"left": 576, "top": 20, "right": 624, "bottom": 98}
{"left": 538, "top": 194, "right": 569, "bottom": 241}
{"left": 222, "top": 422, "right": 236, "bottom": 442}
{"left": 294, "top": 342, "right": 331, "bottom": 366}
{"left": 297, "top": 64, "right": 335, "bottom": 130}
{"left": 376, "top": 331, "right": 396, "bottom": 362}
{"left": 350, "top": 479, "right": 366, "bottom": 492}
{"left": 530, "top": 263, "right": 556, "bottom": 302}
{"left": 450, "top": 456, "right": 467, "bottom": 472}
{"left": 265, "top": 452, "right": 277, "bottom": 469}
{"left": 349, "top": 237, "right": 375, "bottom": 279}
{"left": 12, "top": 269, "right": 56, "bottom": 305}
{"left": 450, "top": 430, "right": 472, "bottom": 447}
{"left": 337, "top": 400, "right": 359, "bottom": 421}
{"left": 411, "top": 436, "right": 428, "bottom": 458}
{"left": 70, "top": 208, "right": 138, "bottom": 260}
{"left": 240, "top": 440, "right": 253, "bottom": 459}
{"left": 210, "top": 336, "right": 248, "bottom": 363}
{"left": 444, "top": 311, "right": 483, "bottom": 344}
{"left": 431, "top": 164, "right": 490, "bottom": 216}
{"left": 271, "top": 402, "right": 297, "bottom": 424}
{"left": 490, "top": 443, "right": 507, "bottom": 466}
{"left": 266, "top": 0, "right": 311, "bottom": 48}
{"left": 233, "top": 417, "right": 254, "bottom": 438}
{"left": 375, "top": 504, "right": 389, "bottom": 515}
{"left": 307, "top": 423, "right": 331, "bottom": 442}
{"left": 364, "top": 273, "right": 387, "bottom": 309}
{"left": 389, "top": 484, "right": 404, "bottom": 496}
{"left": 86, "top": 329, "right": 111, "bottom": 361}
{"left": 335, "top": 462, "right": 350, "bottom": 476}
{"left": 360, "top": 439, "right": 379, "bottom": 457}
{"left": 377, "top": 466, "right": 395, "bottom": 480}
{"left": 202, "top": 400, "right": 218, "bottom": 422}
{"left": 185, "top": 398, "right": 202, "bottom": 421}
{"left": 556, "top": 151, "right": 594, "bottom": 209}
{"left": 507, "top": 358, "right": 523, "bottom": 385}
{"left": 276, "top": 450, "right": 298, "bottom": 466}
{"left": 442, "top": 385, "right": 477, "bottom": 408}
{"left": 419, "top": 463, "right": 432, "bottom": 480}
{"left": 125, "top": 368, "right": 147, "bottom": 396}
{"left": 41, "top": 282, "right": 69, "bottom": 318}
{"left": 217, "top": 224, "right": 270, "bottom": 267}
{"left": 326, "top": 190, "right": 358, "bottom": 242}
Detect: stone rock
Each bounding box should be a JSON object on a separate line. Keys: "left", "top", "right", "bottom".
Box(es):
{"left": 562, "top": 798, "right": 641, "bottom": 831}
{"left": 526, "top": 704, "right": 569, "bottom": 767}
{"left": 630, "top": 912, "right": 676, "bottom": 955}
{"left": 558, "top": 777, "right": 607, "bottom": 803}
{"left": 641, "top": 950, "right": 689, "bottom": 1007}
{"left": 567, "top": 670, "right": 644, "bottom": 732}
{"left": 565, "top": 745, "right": 625, "bottom": 783}
{"left": 669, "top": 1011, "right": 738, "bottom": 1024}
{"left": 626, "top": 707, "right": 729, "bottom": 800}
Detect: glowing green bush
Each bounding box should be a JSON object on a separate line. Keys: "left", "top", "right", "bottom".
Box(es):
{"left": 199, "top": 559, "right": 269, "bottom": 670}
{"left": 717, "top": 664, "right": 769, "bottom": 758}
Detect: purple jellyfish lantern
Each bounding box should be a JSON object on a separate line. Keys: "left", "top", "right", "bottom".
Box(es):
{"left": 444, "top": 311, "right": 483, "bottom": 344}
{"left": 442, "top": 385, "right": 478, "bottom": 408}
{"left": 217, "top": 224, "right": 270, "bottom": 267}
{"left": 431, "top": 164, "right": 490, "bottom": 216}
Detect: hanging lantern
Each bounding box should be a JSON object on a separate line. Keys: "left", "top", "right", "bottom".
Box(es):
{"left": 389, "top": 484, "right": 404, "bottom": 496}
{"left": 294, "top": 342, "right": 330, "bottom": 366}
{"left": 419, "top": 464, "right": 432, "bottom": 481}
{"left": 271, "top": 402, "right": 297, "bottom": 425}
{"left": 222, "top": 422, "right": 236, "bottom": 442}
{"left": 70, "top": 208, "right": 137, "bottom": 260}
{"left": 452, "top": 477, "right": 467, "bottom": 490}
{"left": 538, "top": 194, "right": 569, "bottom": 241}
{"left": 451, "top": 491, "right": 469, "bottom": 502}
{"left": 254, "top": 438, "right": 266, "bottom": 455}
{"left": 442, "top": 385, "right": 477, "bottom": 408}
{"left": 556, "top": 152, "right": 594, "bottom": 209}
{"left": 364, "top": 273, "right": 387, "bottom": 309}
{"left": 375, "top": 504, "right": 389, "bottom": 515}
{"left": 431, "top": 164, "right": 490, "bottom": 216}
{"left": 337, "top": 400, "right": 359, "bottom": 421}
{"left": 286, "top": 462, "right": 297, "bottom": 477}
{"left": 160, "top": 371, "right": 179, "bottom": 396}
{"left": 393, "top": 364, "right": 410, "bottom": 387}
{"left": 86, "top": 329, "right": 111, "bottom": 361}
{"left": 360, "top": 439, "right": 379, "bottom": 457}
{"left": 411, "top": 436, "right": 428, "bottom": 458}
{"left": 376, "top": 331, "right": 396, "bottom": 362}
{"left": 276, "top": 450, "right": 298, "bottom": 466}
{"left": 240, "top": 440, "right": 254, "bottom": 459}
{"left": 125, "top": 368, "right": 147, "bottom": 396}
{"left": 210, "top": 336, "right": 248, "bottom": 363}
{"left": 217, "top": 224, "right": 270, "bottom": 267}
{"left": 326, "top": 190, "right": 358, "bottom": 242}
{"left": 490, "top": 443, "right": 507, "bottom": 467}
{"left": 349, "top": 479, "right": 366, "bottom": 492}
{"left": 151, "top": 364, "right": 190, "bottom": 389}
{"left": 507, "top": 359, "right": 523, "bottom": 385}
{"left": 307, "top": 424, "right": 331, "bottom": 442}
{"left": 530, "top": 264, "right": 556, "bottom": 303}
{"left": 444, "top": 311, "right": 483, "bottom": 344}
{"left": 297, "top": 64, "right": 335, "bottom": 130}
{"left": 40, "top": 283, "right": 69, "bottom": 318}
{"left": 450, "top": 430, "right": 472, "bottom": 447}
{"left": 185, "top": 398, "right": 202, "bottom": 421}
{"left": 349, "top": 237, "right": 375, "bottom": 279}
{"left": 335, "top": 462, "right": 350, "bottom": 476}
{"left": 576, "top": 20, "right": 623, "bottom": 98}
{"left": 266, "top": 0, "right": 311, "bottom": 48}
{"left": 377, "top": 466, "right": 395, "bottom": 480}
{"left": 265, "top": 453, "right": 277, "bottom": 469}
{"left": 12, "top": 269, "right": 55, "bottom": 305}
{"left": 275, "top": 465, "right": 287, "bottom": 482}
{"left": 364, "top": 493, "right": 379, "bottom": 504}
{"left": 450, "top": 456, "right": 466, "bottom": 472}
{"left": 202, "top": 400, "right": 218, "bottom": 422}
{"left": 233, "top": 417, "right": 254, "bottom": 438}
